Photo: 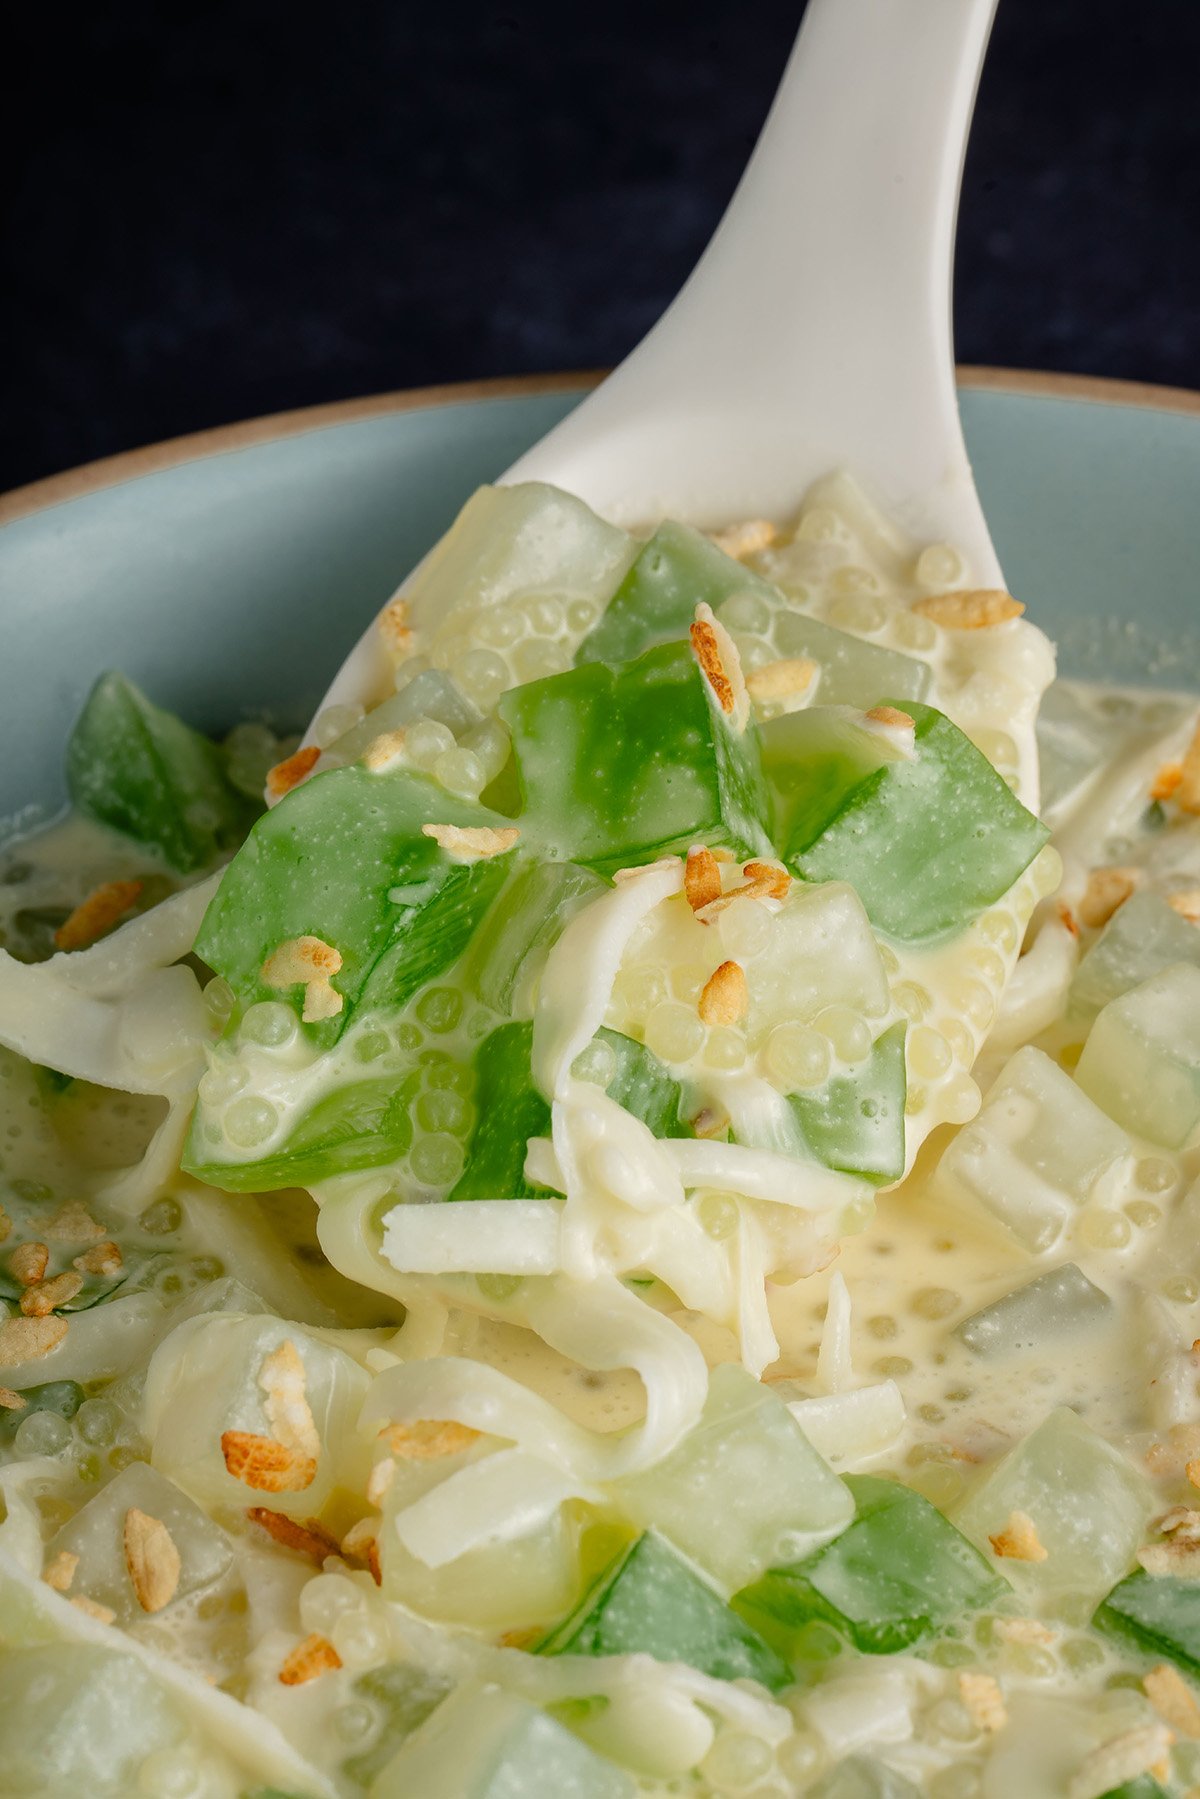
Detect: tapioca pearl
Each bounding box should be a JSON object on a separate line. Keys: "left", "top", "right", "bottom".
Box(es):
{"left": 866, "top": 1313, "right": 898, "bottom": 1339}
{"left": 202, "top": 976, "right": 236, "bottom": 1028}
{"left": 300, "top": 1572, "right": 369, "bottom": 1638}
{"left": 1136, "top": 1155, "right": 1178, "bottom": 1195}
{"left": 763, "top": 1023, "right": 831, "bottom": 1090}
{"left": 332, "top": 1611, "right": 392, "bottom": 1668}
{"left": 1124, "top": 1199, "right": 1162, "bottom": 1231}
{"left": 394, "top": 1021, "right": 423, "bottom": 1053}
{"left": 526, "top": 596, "right": 566, "bottom": 636}
{"left": 937, "top": 1017, "right": 975, "bottom": 1065}
{"left": 1032, "top": 844, "right": 1064, "bottom": 897}
{"left": 776, "top": 1736, "right": 822, "bottom": 1785}
{"left": 908, "top": 1025, "right": 952, "bottom": 1082}
{"left": 796, "top": 507, "right": 847, "bottom": 544}
{"left": 668, "top": 963, "right": 706, "bottom": 1002}
{"left": 912, "top": 1287, "right": 959, "bottom": 1320}
{"left": 703, "top": 1027, "right": 747, "bottom": 1071}
{"left": 965, "top": 946, "right": 1007, "bottom": 988}
{"left": 393, "top": 653, "right": 432, "bottom": 691}
{"left": 954, "top": 979, "right": 994, "bottom": 1030}
{"left": 942, "top": 1075, "right": 981, "bottom": 1124}
{"left": 416, "top": 1089, "right": 470, "bottom": 1135}
{"left": 239, "top": 1001, "right": 298, "bottom": 1049}
{"left": 1076, "top": 1208, "right": 1132, "bottom": 1249}
{"left": 477, "top": 1271, "right": 523, "bottom": 1302}
{"left": 892, "top": 981, "right": 932, "bottom": 1021}
{"left": 75, "top": 1398, "right": 120, "bottom": 1446}
{"left": 977, "top": 909, "right": 1019, "bottom": 954}
{"left": 197, "top": 1060, "right": 248, "bottom": 1107}
{"left": 335, "top": 1702, "right": 377, "bottom": 1747}
{"left": 699, "top": 1731, "right": 774, "bottom": 1791}
{"left": 405, "top": 717, "right": 456, "bottom": 769}
{"left": 644, "top": 1003, "right": 705, "bottom": 1064}
{"left": 876, "top": 1355, "right": 914, "bottom": 1378}
{"left": 140, "top": 1197, "right": 182, "bottom": 1234}
{"left": 571, "top": 1038, "right": 618, "bottom": 1088}
{"left": 409, "top": 1134, "right": 465, "bottom": 1187}
{"left": 312, "top": 701, "right": 365, "bottom": 748}
{"left": 915, "top": 542, "right": 966, "bottom": 589}
{"left": 14, "top": 1409, "right": 71, "bottom": 1456}
{"left": 971, "top": 727, "right": 1018, "bottom": 770}
{"left": 512, "top": 638, "right": 569, "bottom": 682}
{"left": 839, "top": 1195, "right": 876, "bottom": 1236}
{"left": 716, "top": 591, "right": 772, "bottom": 635}
{"left": 462, "top": 718, "right": 511, "bottom": 782}
{"left": 451, "top": 648, "right": 509, "bottom": 710}
{"left": 731, "top": 633, "right": 775, "bottom": 671}
{"left": 136, "top": 1751, "right": 207, "bottom": 1799}
{"left": 1000, "top": 1640, "right": 1058, "bottom": 1680}
{"left": 1060, "top": 1636, "right": 1106, "bottom": 1673}
{"left": 815, "top": 1006, "right": 871, "bottom": 1063}
{"left": 696, "top": 1191, "right": 740, "bottom": 1241}
{"left": 474, "top": 605, "right": 524, "bottom": 649}
{"left": 891, "top": 607, "right": 938, "bottom": 653}
{"left": 717, "top": 898, "right": 773, "bottom": 961}
{"left": 433, "top": 746, "right": 486, "bottom": 799}
{"left": 565, "top": 598, "right": 599, "bottom": 634}
{"left": 924, "top": 1698, "right": 979, "bottom": 1745}
{"left": 224, "top": 1096, "right": 279, "bottom": 1149}
{"left": 353, "top": 1030, "right": 391, "bottom": 1064}
{"left": 416, "top": 987, "right": 463, "bottom": 1034}
{"left": 904, "top": 1083, "right": 928, "bottom": 1116}
{"left": 828, "top": 592, "right": 887, "bottom": 636}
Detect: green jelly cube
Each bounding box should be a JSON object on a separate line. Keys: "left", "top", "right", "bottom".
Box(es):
{"left": 46, "top": 1461, "right": 236, "bottom": 1630}
{"left": 763, "top": 700, "right": 1048, "bottom": 942}
{"left": 577, "top": 522, "right": 930, "bottom": 710}
{"left": 786, "top": 1020, "right": 907, "bottom": 1184}
{"left": 0, "top": 1643, "right": 184, "bottom": 1795}
{"left": 807, "top": 1757, "right": 923, "bottom": 1799}
{"left": 1071, "top": 890, "right": 1200, "bottom": 1024}
{"left": 466, "top": 858, "right": 606, "bottom": 1017}
{"left": 615, "top": 1364, "right": 853, "bottom": 1592}
{"left": 955, "top": 1407, "right": 1153, "bottom": 1609}
{"left": 934, "top": 1046, "right": 1134, "bottom": 1254}
{"left": 595, "top": 1027, "right": 693, "bottom": 1139}
{"left": 499, "top": 641, "right": 773, "bottom": 874}
{"left": 194, "top": 764, "right": 514, "bottom": 1046}
{"left": 538, "top": 1530, "right": 791, "bottom": 1693}
{"left": 734, "top": 1475, "right": 1004, "bottom": 1657}
{"left": 1094, "top": 1569, "right": 1200, "bottom": 1678}
{"left": 404, "top": 481, "right": 637, "bottom": 665}
{"left": 1096, "top": 1781, "right": 1171, "bottom": 1799}
{"left": 447, "top": 1021, "right": 551, "bottom": 1200}
{"left": 67, "top": 671, "right": 257, "bottom": 873}
{"left": 1076, "top": 963, "right": 1200, "bottom": 1148}
{"left": 0, "top": 1379, "right": 83, "bottom": 1445}
{"left": 371, "top": 1682, "right": 635, "bottom": 1799}
{"left": 956, "top": 1264, "right": 1112, "bottom": 1358}
{"left": 342, "top": 1662, "right": 453, "bottom": 1788}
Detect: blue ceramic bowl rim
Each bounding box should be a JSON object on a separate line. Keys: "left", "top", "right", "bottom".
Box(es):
{"left": 3, "top": 365, "right": 1197, "bottom": 525}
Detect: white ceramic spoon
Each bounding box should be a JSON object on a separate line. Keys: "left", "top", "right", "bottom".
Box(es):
{"left": 319, "top": 0, "right": 1001, "bottom": 718}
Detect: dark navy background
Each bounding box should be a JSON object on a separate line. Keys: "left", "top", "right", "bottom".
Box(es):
{"left": 5, "top": 0, "right": 1198, "bottom": 491}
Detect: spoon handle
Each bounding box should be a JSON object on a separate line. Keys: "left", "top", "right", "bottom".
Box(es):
{"left": 508, "top": 0, "right": 1002, "bottom": 580}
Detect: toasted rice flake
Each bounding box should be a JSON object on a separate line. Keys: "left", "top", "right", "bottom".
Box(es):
{"left": 1139, "top": 1539, "right": 1200, "bottom": 1577}
{"left": 340, "top": 1516, "right": 378, "bottom": 1560}
{"left": 70, "top": 1595, "right": 116, "bottom": 1624}
{"left": 690, "top": 603, "right": 749, "bottom": 730}
{"left": 43, "top": 1202, "right": 105, "bottom": 1242}
{"left": 266, "top": 744, "right": 321, "bottom": 801}
{"left": 248, "top": 1507, "right": 340, "bottom": 1561}
{"left": 377, "top": 595, "right": 414, "bottom": 658}
{"left": 421, "top": 823, "right": 520, "bottom": 861}
{"left": 865, "top": 705, "right": 915, "bottom": 730}
{"left": 0, "top": 1204, "right": 9, "bottom": 1243}
{"left": 1160, "top": 1506, "right": 1200, "bottom": 1541}
{"left": 742, "top": 860, "right": 792, "bottom": 899}
{"left": 989, "top": 1509, "right": 1048, "bottom": 1563}
{"left": 684, "top": 846, "right": 723, "bottom": 914}
{"left": 366, "top": 1456, "right": 397, "bottom": 1507}
{"left": 1056, "top": 901, "right": 1080, "bottom": 938}
{"left": 1145, "top": 1662, "right": 1200, "bottom": 1738}
{"left": 958, "top": 1669, "right": 1007, "bottom": 1732}
{"left": 20, "top": 1269, "right": 84, "bottom": 1316}
{"left": 302, "top": 979, "right": 344, "bottom": 1023}
{"left": 9, "top": 1241, "right": 49, "bottom": 1286}
{"left": 221, "top": 1430, "right": 317, "bottom": 1493}
{"left": 259, "top": 1339, "right": 320, "bottom": 1462}
{"left": 1078, "top": 866, "right": 1141, "bottom": 930}
{"left": 361, "top": 728, "right": 408, "bottom": 773}
{"left": 1169, "top": 889, "right": 1200, "bottom": 925}
{"left": 1068, "top": 1723, "right": 1176, "bottom": 1799}
{"left": 913, "top": 589, "right": 1025, "bottom": 630}
{"left": 1151, "top": 761, "right": 1184, "bottom": 803}
{"left": 745, "top": 657, "right": 819, "bottom": 703}
{"left": 0, "top": 1386, "right": 26, "bottom": 1410}
{"left": 709, "top": 519, "right": 777, "bottom": 559}
{"left": 278, "top": 1632, "right": 342, "bottom": 1686}
{"left": 698, "top": 960, "right": 748, "bottom": 1027}
{"left": 499, "top": 1626, "right": 542, "bottom": 1650}
{"left": 379, "top": 1418, "right": 481, "bottom": 1460}
{"left": 0, "top": 1313, "right": 68, "bottom": 1364}
{"left": 692, "top": 1105, "right": 731, "bottom": 1139}
{"left": 1187, "top": 1457, "right": 1200, "bottom": 1492}
{"left": 73, "top": 1241, "right": 123, "bottom": 1277}
{"left": 1179, "top": 721, "right": 1200, "bottom": 815}
{"left": 995, "top": 1617, "right": 1056, "bottom": 1646}
{"left": 124, "top": 1508, "right": 182, "bottom": 1613}
{"left": 53, "top": 880, "right": 143, "bottom": 952}
{"left": 42, "top": 1549, "right": 78, "bottom": 1592}
{"left": 262, "top": 936, "right": 344, "bottom": 1023}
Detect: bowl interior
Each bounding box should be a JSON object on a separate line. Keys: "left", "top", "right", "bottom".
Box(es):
{"left": 2, "top": 378, "right": 1198, "bottom": 831}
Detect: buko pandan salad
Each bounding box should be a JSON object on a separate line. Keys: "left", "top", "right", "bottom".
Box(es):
{"left": 4, "top": 475, "right": 1200, "bottom": 1799}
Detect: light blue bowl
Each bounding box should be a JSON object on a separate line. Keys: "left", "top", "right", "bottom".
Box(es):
{"left": 2, "top": 371, "right": 1198, "bottom": 833}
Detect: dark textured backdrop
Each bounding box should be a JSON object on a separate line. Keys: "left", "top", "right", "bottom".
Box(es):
{"left": 5, "top": 0, "right": 1198, "bottom": 492}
